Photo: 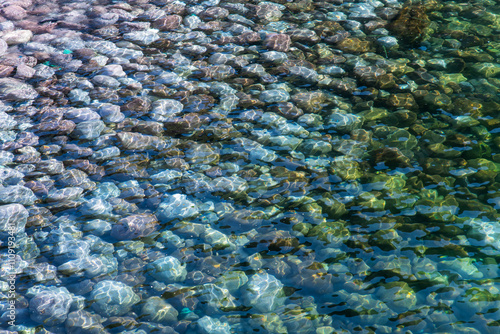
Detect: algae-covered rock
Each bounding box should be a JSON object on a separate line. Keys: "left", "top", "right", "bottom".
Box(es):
{"left": 377, "top": 282, "right": 417, "bottom": 313}
{"left": 415, "top": 195, "right": 459, "bottom": 222}
{"left": 307, "top": 221, "right": 350, "bottom": 246}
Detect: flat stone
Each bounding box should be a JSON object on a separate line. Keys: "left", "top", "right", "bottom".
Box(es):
{"left": 1, "top": 29, "right": 32, "bottom": 45}
{"left": 0, "top": 78, "right": 37, "bottom": 100}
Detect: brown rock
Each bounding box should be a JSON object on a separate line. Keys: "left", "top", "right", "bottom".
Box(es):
{"left": 1, "top": 5, "right": 26, "bottom": 20}
{"left": 200, "top": 7, "right": 229, "bottom": 20}
{"left": 387, "top": 93, "right": 418, "bottom": 109}
{"left": 0, "top": 65, "right": 14, "bottom": 78}
{"left": 336, "top": 38, "right": 373, "bottom": 53}
{"left": 264, "top": 34, "right": 291, "bottom": 52}
{"left": 236, "top": 31, "right": 261, "bottom": 44}
{"left": 153, "top": 15, "right": 182, "bottom": 31}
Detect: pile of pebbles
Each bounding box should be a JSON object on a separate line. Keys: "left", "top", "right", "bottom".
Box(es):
{"left": 0, "top": 0, "right": 499, "bottom": 333}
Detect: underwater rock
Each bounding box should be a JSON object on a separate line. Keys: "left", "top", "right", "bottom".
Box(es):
{"left": 156, "top": 194, "right": 199, "bottom": 223}
{"left": 90, "top": 280, "right": 140, "bottom": 317}
{"left": 243, "top": 273, "right": 286, "bottom": 313}
{"left": 147, "top": 256, "right": 187, "bottom": 283}
{"left": 28, "top": 286, "right": 73, "bottom": 326}
{"left": 141, "top": 296, "right": 178, "bottom": 324}
{"left": 111, "top": 214, "right": 158, "bottom": 240}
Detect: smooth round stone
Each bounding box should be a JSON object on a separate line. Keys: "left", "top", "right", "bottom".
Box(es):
{"left": 260, "top": 51, "right": 288, "bottom": 64}
{"left": 82, "top": 219, "right": 112, "bottom": 236}
{"left": 0, "top": 203, "right": 28, "bottom": 234}
{"left": 91, "top": 182, "right": 120, "bottom": 199}
{"left": 0, "top": 111, "right": 16, "bottom": 131}
{"left": 111, "top": 214, "right": 158, "bottom": 240}
{"left": 65, "top": 108, "right": 101, "bottom": 123}
{"left": 14, "top": 63, "right": 35, "bottom": 79}
{"left": 68, "top": 89, "right": 90, "bottom": 105}
{"left": 0, "top": 151, "right": 14, "bottom": 165}
{"left": 65, "top": 310, "right": 105, "bottom": 334}
{"left": 0, "top": 21, "right": 14, "bottom": 31}
{"left": 123, "top": 30, "right": 160, "bottom": 46}
{"left": 90, "top": 280, "right": 140, "bottom": 317}
{"left": 91, "top": 75, "right": 121, "bottom": 88}
{"left": 99, "top": 64, "right": 126, "bottom": 77}
{"left": 156, "top": 194, "right": 199, "bottom": 222}
{"left": 197, "top": 283, "right": 237, "bottom": 312}
{"left": 53, "top": 239, "right": 90, "bottom": 265}
{"left": 147, "top": 256, "right": 187, "bottom": 283}
{"left": 34, "top": 64, "right": 57, "bottom": 80}
{"left": 242, "top": 64, "right": 267, "bottom": 77}
{"left": 0, "top": 167, "right": 23, "bottom": 184}
{"left": 377, "top": 36, "right": 399, "bottom": 48}
{"left": 98, "top": 103, "right": 125, "bottom": 123}
{"left": 141, "top": 296, "right": 178, "bottom": 323}
{"left": 0, "top": 78, "right": 37, "bottom": 101}
{"left": 150, "top": 99, "right": 184, "bottom": 120}
{"left": 79, "top": 198, "right": 113, "bottom": 217}
{"left": 29, "top": 287, "right": 72, "bottom": 326}
{"left": 116, "top": 132, "right": 159, "bottom": 150}
{"left": 319, "top": 65, "right": 346, "bottom": 76}
{"left": 327, "top": 112, "right": 362, "bottom": 133}
{"left": 259, "top": 89, "right": 290, "bottom": 103}
{"left": 288, "top": 66, "right": 319, "bottom": 83}
{"left": 243, "top": 273, "right": 285, "bottom": 313}
{"left": 91, "top": 146, "right": 120, "bottom": 161}
{"left": 71, "top": 120, "right": 106, "bottom": 140}
{"left": 196, "top": 316, "right": 231, "bottom": 334}
{"left": 215, "top": 271, "right": 248, "bottom": 293}
{"left": 46, "top": 187, "right": 84, "bottom": 203}
{"left": 184, "top": 14, "right": 202, "bottom": 29}
{"left": 209, "top": 82, "right": 237, "bottom": 96}
{"left": 0, "top": 186, "right": 36, "bottom": 205}
{"left": 249, "top": 146, "right": 277, "bottom": 162}
{"left": 150, "top": 170, "right": 183, "bottom": 184}
{"left": 1, "top": 29, "right": 32, "bottom": 45}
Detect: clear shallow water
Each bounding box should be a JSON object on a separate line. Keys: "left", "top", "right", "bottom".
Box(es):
{"left": 1, "top": 0, "right": 500, "bottom": 333}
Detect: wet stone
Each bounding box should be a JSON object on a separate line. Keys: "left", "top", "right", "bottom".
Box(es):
{"left": 1, "top": 29, "right": 32, "bottom": 45}
{"left": 0, "top": 185, "right": 36, "bottom": 205}
{"left": 154, "top": 15, "right": 182, "bottom": 31}
{"left": 287, "top": 66, "right": 319, "bottom": 84}
{"left": 196, "top": 316, "right": 231, "bottom": 334}
{"left": 90, "top": 280, "right": 140, "bottom": 317}
{"left": 156, "top": 194, "right": 199, "bottom": 223}
{"left": 28, "top": 286, "right": 73, "bottom": 326}
{"left": 264, "top": 34, "right": 291, "bottom": 52}
{"left": 244, "top": 273, "right": 286, "bottom": 313}
{"left": 0, "top": 78, "right": 37, "bottom": 101}
{"left": 0, "top": 203, "right": 28, "bottom": 234}
{"left": 147, "top": 256, "right": 187, "bottom": 283}
{"left": 259, "top": 89, "right": 290, "bottom": 103}
{"left": 111, "top": 214, "right": 158, "bottom": 240}
{"left": 141, "top": 296, "right": 178, "bottom": 324}
{"left": 65, "top": 310, "right": 105, "bottom": 334}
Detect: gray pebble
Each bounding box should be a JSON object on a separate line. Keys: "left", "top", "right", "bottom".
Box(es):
{"left": 260, "top": 89, "right": 290, "bottom": 103}
{"left": 91, "top": 75, "right": 121, "bottom": 88}
{"left": 98, "top": 103, "right": 125, "bottom": 123}
{"left": 147, "top": 256, "right": 187, "bottom": 283}
{"left": 0, "top": 203, "right": 28, "bottom": 234}
{"left": 29, "top": 286, "right": 73, "bottom": 326}
{"left": 65, "top": 108, "right": 101, "bottom": 123}
{"left": 71, "top": 120, "right": 106, "bottom": 140}
{"left": 0, "top": 78, "right": 37, "bottom": 101}
{"left": 0, "top": 185, "right": 36, "bottom": 205}
{"left": 90, "top": 280, "right": 140, "bottom": 317}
